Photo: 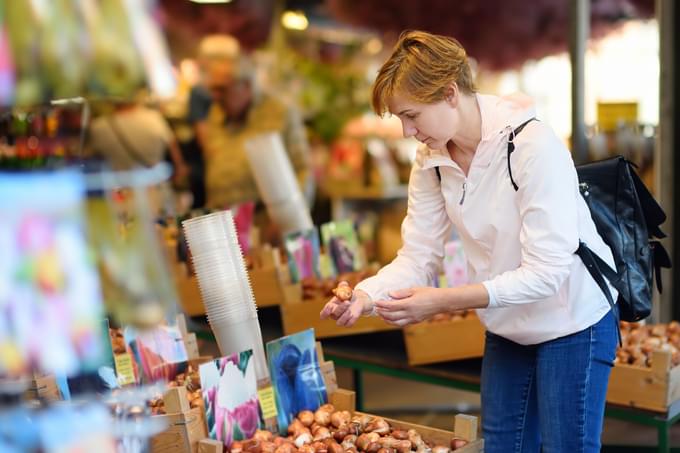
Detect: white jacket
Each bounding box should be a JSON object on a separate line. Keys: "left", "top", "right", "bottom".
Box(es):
{"left": 356, "top": 93, "right": 616, "bottom": 345}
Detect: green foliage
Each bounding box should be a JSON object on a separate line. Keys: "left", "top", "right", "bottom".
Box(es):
{"left": 295, "top": 55, "right": 369, "bottom": 144}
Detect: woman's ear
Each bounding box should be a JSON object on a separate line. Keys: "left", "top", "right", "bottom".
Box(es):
{"left": 445, "top": 83, "right": 459, "bottom": 107}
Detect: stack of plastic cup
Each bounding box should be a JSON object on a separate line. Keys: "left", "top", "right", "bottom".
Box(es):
{"left": 244, "top": 132, "right": 313, "bottom": 235}
{"left": 181, "top": 210, "right": 269, "bottom": 383}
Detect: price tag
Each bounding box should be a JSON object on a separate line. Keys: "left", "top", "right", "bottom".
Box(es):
{"left": 257, "top": 386, "right": 278, "bottom": 419}
{"left": 597, "top": 102, "right": 638, "bottom": 132}
{"left": 114, "top": 353, "right": 136, "bottom": 386}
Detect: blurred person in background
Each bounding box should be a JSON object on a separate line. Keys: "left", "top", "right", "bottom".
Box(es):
{"left": 184, "top": 35, "right": 242, "bottom": 208}
{"left": 87, "top": 97, "right": 189, "bottom": 182}
{"left": 201, "top": 39, "right": 313, "bottom": 215}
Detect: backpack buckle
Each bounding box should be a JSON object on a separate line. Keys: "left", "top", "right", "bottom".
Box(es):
{"left": 506, "top": 125, "right": 516, "bottom": 143}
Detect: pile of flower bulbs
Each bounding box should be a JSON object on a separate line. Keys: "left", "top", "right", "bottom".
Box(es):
{"left": 149, "top": 365, "right": 203, "bottom": 415}
{"left": 428, "top": 311, "right": 474, "bottom": 324}
{"left": 232, "top": 404, "right": 469, "bottom": 453}
{"left": 301, "top": 269, "right": 377, "bottom": 301}
{"left": 617, "top": 321, "right": 680, "bottom": 368}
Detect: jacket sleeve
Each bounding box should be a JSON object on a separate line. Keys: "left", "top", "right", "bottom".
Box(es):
{"left": 355, "top": 160, "right": 452, "bottom": 301}
{"left": 483, "top": 124, "right": 579, "bottom": 307}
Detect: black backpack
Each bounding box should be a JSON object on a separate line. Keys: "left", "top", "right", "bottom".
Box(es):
{"left": 509, "top": 119, "right": 672, "bottom": 323}
{"left": 435, "top": 118, "right": 672, "bottom": 324}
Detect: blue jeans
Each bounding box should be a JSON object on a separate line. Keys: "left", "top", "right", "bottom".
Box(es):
{"left": 481, "top": 309, "right": 618, "bottom": 453}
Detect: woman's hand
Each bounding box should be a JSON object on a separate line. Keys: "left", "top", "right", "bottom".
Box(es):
{"left": 319, "top": 281, "right": 373, "bottom": 327}
{"left": 374, "top": 287, "right": 448, "bottom": 327}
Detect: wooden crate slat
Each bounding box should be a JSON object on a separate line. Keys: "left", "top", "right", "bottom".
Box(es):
{"left": 404, "top": 314, "right": 486, "bottom": 365}
{"left": 280, "top": 298, "right": 397, "bottom": 338}
{"left": 607, "top": 349, "right": 676, "bottom": 412}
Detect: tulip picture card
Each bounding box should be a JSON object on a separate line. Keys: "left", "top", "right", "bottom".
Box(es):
{"left": 199, "top": 350, "right": 262, "bottom": 447}
{"left": 443, "top": 240, "right": 468, "bottom": 288}
{"left": 0, "top": 170, "right": 106, "bottom": 377}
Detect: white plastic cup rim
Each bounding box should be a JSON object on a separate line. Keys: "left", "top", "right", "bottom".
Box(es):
{"left": 182, "top": 211, "right": 234, "bottom": 226}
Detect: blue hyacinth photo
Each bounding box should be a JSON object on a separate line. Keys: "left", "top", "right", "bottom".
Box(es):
{"left": 265, "top": 329, "right": 327, "bottom": 434}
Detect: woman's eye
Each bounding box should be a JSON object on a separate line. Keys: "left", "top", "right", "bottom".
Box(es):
{"left": 406, "top": 114, "right": 417, "bottom": 120}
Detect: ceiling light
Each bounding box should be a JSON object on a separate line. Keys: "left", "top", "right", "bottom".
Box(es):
{"left": 189, "top": 0, "right": 232, "bottom": 4}
{"left": 281, "top": 10, "right": 308, "bottom": 31}
{"left": 364, "top": 37, "right": 383, "bottom": 55}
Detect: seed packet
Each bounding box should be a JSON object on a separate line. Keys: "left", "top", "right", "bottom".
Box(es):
{"left": 0, "top": 170, "right": 106, "bottom": 377}
{"left": 134, "top": 323, "right": 188, "bottom": 383}
{"left": 320, "top": 220, "right": 363, "bottom": 275}
{"left": 353, "top": 212, "right": 378, "bottom": 263}
{"left": 443, "top": 240, "right": 468, "bottom": 288}
{"left": 231, "top": 202, "right": 255, "bottom": 255}
{"left": 266, "top": 329, "right": 327, "bottom": 435}
{"left": 199, "top": 350, "right": 263, "bottom": 447}
{"left": 283, "top": 228, "right": 321, "bottom": 283}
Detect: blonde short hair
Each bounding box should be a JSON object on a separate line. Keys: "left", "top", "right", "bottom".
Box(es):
{"left": 372, "top": 30, "right": 476, "bottom": 116}
{"left": 198, "top": 34, "right": 240, "bottom": 61}
{"left": 206, "top": 54, "right": 256, "bottom": 86}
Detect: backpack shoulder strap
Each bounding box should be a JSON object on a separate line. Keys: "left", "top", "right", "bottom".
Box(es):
{"left": 433, "top": 117, "right": 537, "bottom": 186}
{"left": 507, "top": 117, "right": 538, "bottom": 191}
{"left": 576, "top": 241, "right": 622, "bottom": 345}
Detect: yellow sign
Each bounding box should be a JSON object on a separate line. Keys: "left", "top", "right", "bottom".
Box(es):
{"left": 597, "top": 102, "right": 638, "bottom": 132}
{"left": 114, "top": 353, "right": 136, "bottom": 386}
{"left": 257, "top": 386, "right": 278, "bottom": 419}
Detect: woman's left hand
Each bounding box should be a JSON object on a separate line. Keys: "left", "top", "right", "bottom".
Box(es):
{"left": 374, "top": 287, "right": 448, "bottom": 327}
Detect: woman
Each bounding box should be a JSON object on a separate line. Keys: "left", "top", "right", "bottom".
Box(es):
{"left": 320, "top": 30, "right": 618, "bottom": 453}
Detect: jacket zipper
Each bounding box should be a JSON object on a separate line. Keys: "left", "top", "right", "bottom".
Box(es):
{"left": 459, "top": 180, "right": 467, "bottom": 205}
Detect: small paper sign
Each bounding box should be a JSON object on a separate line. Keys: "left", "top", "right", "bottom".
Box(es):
{"left": 257, "top": 386, "right": 278, "bottom": 419}
{"left": 114, "top": 353, "right": 136, "bottom": 386}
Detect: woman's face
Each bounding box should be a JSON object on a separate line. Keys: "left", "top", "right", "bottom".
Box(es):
{"left": 387, "top": 91, "right": 459, "bottom": 151}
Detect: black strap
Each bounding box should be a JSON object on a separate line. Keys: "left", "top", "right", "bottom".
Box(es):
{"left": 432, "top": 119, "right": 622, "bottom": 341}
{"left": 507, "top": 118, "right": 538, "bottom": 191}
{"left": 433, "top": 118, "right": 537, "bottom": 184}
{"left": 576, "top": 241, "right": 622, "bottom": 346}
{"left": 651, "top": 240, "right": 671, "bottom": 293}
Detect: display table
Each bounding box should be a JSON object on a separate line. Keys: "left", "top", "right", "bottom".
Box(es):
{"left": 322, "top": 332, "right": 680, "bottom": 453}
{"left": 192, "top": 308, "right": 680, "bottom": 453}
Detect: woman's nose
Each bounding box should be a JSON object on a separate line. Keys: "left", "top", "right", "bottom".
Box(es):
{"left": 401, "top": 121, "right": 417, "bottom": 138}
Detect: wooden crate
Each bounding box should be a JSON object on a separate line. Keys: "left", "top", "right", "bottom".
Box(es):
{"left": 249, "top": 266, "right": 288, "bottom": 307}
{"left": 607, "top": 349, "right": 680, "bottom": 412}
{"left": 170, "top": 243, "right": 288, "bottom": 315}
{"left": 403, "top": 314, "right": 486, "bottom": 365}
{"left": 25, "top": 374, "right": 62, "bottom": 402}
{"left": 170, "top": 255, "right": 205, "bottom": 317}
{"left": 330, "top": 389, "right": 483, "bottom": 453}
{"left": 151, "top": 388, "right": 209, "bottom": 453}
{"left": 280, "top": 295, "right": 398, "bottom": 338}
{"left": 197, "top": 438, "right": 223, "bottom": 453}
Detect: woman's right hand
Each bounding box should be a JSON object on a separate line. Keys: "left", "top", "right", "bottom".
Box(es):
{"left": 319, "top": 281, "right": 373, "bottom": 327}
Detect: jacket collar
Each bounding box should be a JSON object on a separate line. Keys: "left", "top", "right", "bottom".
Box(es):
{"left": 418, "top": 93, "right": 537, "bottom": 171}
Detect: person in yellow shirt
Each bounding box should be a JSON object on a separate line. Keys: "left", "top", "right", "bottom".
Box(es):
{"left": 202, "top": 49, "right": 313, "bottom": 209}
